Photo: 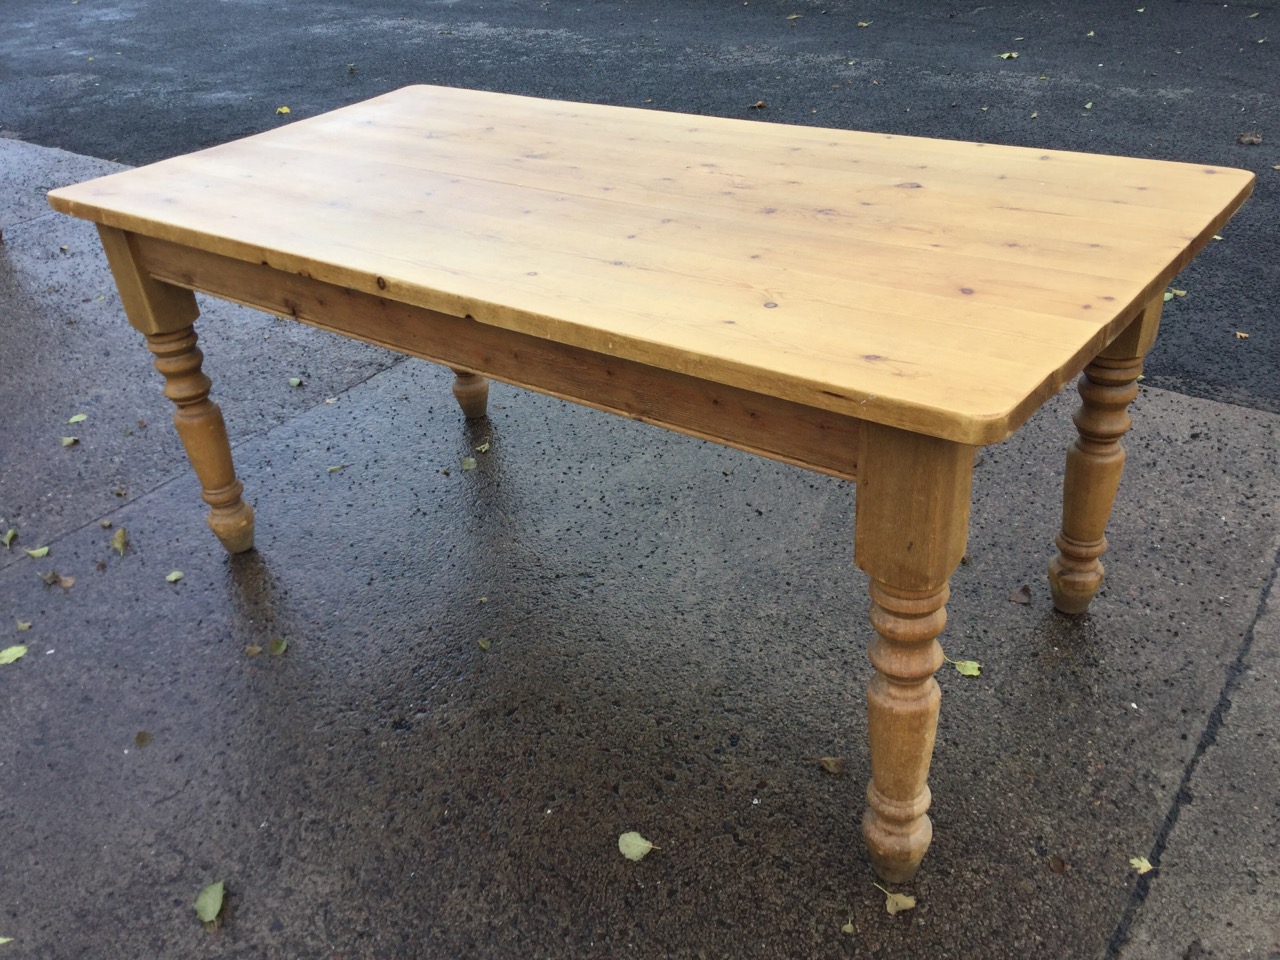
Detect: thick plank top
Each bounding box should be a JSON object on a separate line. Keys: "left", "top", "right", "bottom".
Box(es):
{"left": 49, "top": 85, "right": 1253, "bottom": 444}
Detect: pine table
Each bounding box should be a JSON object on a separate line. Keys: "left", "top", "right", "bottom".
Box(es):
{"left": 48, "top": 85, "right": 1253, "bottom": 882}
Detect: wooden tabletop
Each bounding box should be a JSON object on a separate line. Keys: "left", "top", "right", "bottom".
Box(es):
{"left": 48, "top": 85, "right": 1253, "bottom": 444}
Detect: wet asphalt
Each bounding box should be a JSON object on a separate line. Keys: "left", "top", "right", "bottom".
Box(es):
{"left": 1, "top": 2, "right": 1279, "bottom": 958}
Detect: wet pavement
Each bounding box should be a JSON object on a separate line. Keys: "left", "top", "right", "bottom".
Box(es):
{"left": 2, "top": 2, "right": 1279, "bottom": 958}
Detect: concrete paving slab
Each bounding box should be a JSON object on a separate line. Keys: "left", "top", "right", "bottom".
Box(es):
{"left": 0, "top": 138, "right": 123, "bottom": 238}
{"left": 1121, "top": 561, "right": 1280, "bottom": 960}
{"left": 1, "top": 285, "right": 1278, "bottom": 959}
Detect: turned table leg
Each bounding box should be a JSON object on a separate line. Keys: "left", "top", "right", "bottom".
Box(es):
{"left": 1049, "top": 298, "right": 1161, "bottom": 614}
{"left": 855, "top": 423, "right": 975, "bottom": 882}
{"left": 450, "top": 368, "right": 490, "bottom": 419}
{"left": 98, "top": 226, "right": 255, "bottom": 553}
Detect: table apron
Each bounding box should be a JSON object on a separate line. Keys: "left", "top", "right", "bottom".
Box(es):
{"left": 131, "top": 234, "right": 862, "bottom": 481}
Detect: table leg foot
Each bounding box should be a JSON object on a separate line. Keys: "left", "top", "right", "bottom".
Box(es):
{"left": 206, "top": 489, "right": 256, "bottom": 554}
{"left": 856, "top": 424, "right": 974, "bottom": 882}
{"left": 147, "top": 327, "right": 255, "bottom": 554}
{"left": 1048, "top": 299, "right": 1160, "bottom": 615}
{"left": 450, "top": 368, "right": 489, "bottom": 419}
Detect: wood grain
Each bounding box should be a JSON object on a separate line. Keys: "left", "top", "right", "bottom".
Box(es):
{"left": 132, "top": 235, "right": 862, "bottom": 480}
{"left": 48, "top": 85, "right": 1254, "bottom": 444}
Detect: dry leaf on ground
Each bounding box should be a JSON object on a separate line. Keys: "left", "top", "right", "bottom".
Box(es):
{"left": 38, "top": 571, "right": 75, "bottom": 591}
{"left": 944, "top": 655, "right": 982, "bottom": 677}
{"left": 873, "top": 883, "right": 916, "bottom": 915}
{"left": 0, "top": 645, "right": 28, "bottom": 665}
{"left": 195, "top": 880, "right": 225, "bottom": 924}
{"left": 618, "top": 831, "right": 657, "bottom": 861}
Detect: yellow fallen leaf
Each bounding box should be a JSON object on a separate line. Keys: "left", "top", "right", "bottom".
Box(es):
{"left": 67, "top": 413, "right": 88, "bottom": 424}
{"left": 165, "top": 570, "right": 184, "bottom": 583}
{"left": 1248, "top": 11, "right": 1260, "bottom": 17}
{"left": 0, "top": 645, "right": 28, "bottom": 666}
{"left": 245, "top": 645, "right": 263, "bottom": 656}
{"left": 477, "top": 638, "right": 492, "bottom": 650}
{"left": 944, "top": 654, "right": 982, "bottom": 677}
{"left": 195, "top": 880, "right": 225, "bottom": 923}
{"left": 1171, "top": 289, "right": 1187, "bottom": 297}
{"left": 873, "top": 883, "right": 917, "bottom": 915}
{"left": 475, "top": 442, "right": 491, "bottom": 453}
{"left": 1031, "top": 111, "right": 1039, "bottom": 118}
{"left": 276, "top": 105, "right": 291, "bottom": 115}
{"left": 461, "top": 456, "right": 478, "bottom": 471}
{"left": 1087, "top": 30, "right": 1096, "bottom": 36}
{"left": 1236, "top": 331, "right": 1250, "bottom": 339}
{"left": 24, "top": 546, "right": 50, "bottom": 559}
{"left": 61, "top": 436, "right": 79, "bottom": 447}
{"left": 1130, "top": 855, "right": 1153, "bottom": 874}
{"left": 326, "top": 464, "right": 348, "bottom": 473}
{"left": 819, "top": 756, "right": 845, "bottom": 775}
{"left": 111, "top": 526, "right": 127, "bottom": 556}
{"left": 997, "top": 52, "right": 1019, "bottom": 59}
{"left": 618, "top": 831, "right": 658, "bottom": 861}
{"left": 841, "top": 921, "right": 854, "bottom": 934}
{"left": 16, "top": 621, "right": 32, "bottom": 631}
{"left": 1, "top": 528, "right": 14, "bottom": 548}
{"left": 1084, "top": 102, "right": 1094, "bottom": 109}
{"left": 786, "top": 12, "right": 802, "bottom": 19}
{"left": 857, "top": 21, "right": 872, "bottom": 27}
{"left": 1213, "top": 234, "right": 1224, "bottom": 240}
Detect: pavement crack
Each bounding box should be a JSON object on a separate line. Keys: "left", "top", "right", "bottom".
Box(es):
{"left": 1103, "top": 537, "right": 1280, "bottom": 958}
